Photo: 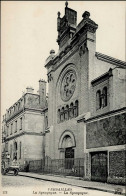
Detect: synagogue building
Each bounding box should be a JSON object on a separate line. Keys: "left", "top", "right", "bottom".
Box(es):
{"left": 44, "top": 3, "right": 126, "bottom": 184}
{"left": 2, "top": 3, "right": 126, "bottom": 184}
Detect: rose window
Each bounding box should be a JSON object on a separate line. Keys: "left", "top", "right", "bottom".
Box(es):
{"left": 60, "top": 71, "right": 76, "bottom": 101}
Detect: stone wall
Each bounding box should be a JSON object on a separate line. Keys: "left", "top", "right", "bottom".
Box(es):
{"left": 24, "top": 111, "right": 44, "bottom": 133}
{"left": 86, "top": 112, "right": 126, "bottom": 149}
{"left": 25, "top": 94, "right": 41, "bottom": 109}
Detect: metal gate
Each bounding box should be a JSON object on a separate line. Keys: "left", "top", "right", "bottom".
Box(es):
{"left": 65, "top": 148, "right": 74, "bottom": 169}
{"left": 91, "top": 151, "right": 107, "bottom": 182}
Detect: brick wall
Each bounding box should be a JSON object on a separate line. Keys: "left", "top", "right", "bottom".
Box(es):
{"left": 108, "top": 150, "right": 126, "bottom": 184}
{"left": 45, "top": 48, "right": 88, "bottom": 159}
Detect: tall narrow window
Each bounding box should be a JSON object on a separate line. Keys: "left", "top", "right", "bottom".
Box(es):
{"left": 57, "top": 109, "right": 60, "bottom": 123}
{"left": 10, "top": 144, "right": 12, "bottom": 159}
{"left": 6, "top": 126, "right": 9, "bottom": 136}
{"left": 61, "top": 107, "right": 65, "bottom": 122}
{"left": 15, "top": 121, "right": 17, "bottom": 132}
{"left": 11, "top": 123, "right": 13, "bottom": 135}
{"left": 18, "top": 102, "right": 20, "bottom": 110}
{"left": 20, "top": 117, "right": 22, "bottom": 130}
{"left": 74, "top": 100, "right": 79, "bottom": 117}
{"left": 19, "top": 142, "right": 21, "bottom": 159}
{"left": 45, "top": 116, "right": 48, "bottom": 128}
{"left": 65, "top": 105, "right": 69, "bottom": 120}
{"left": 69, "top": 103, "right": 74, "bottom": 118}
{"left": 102, "top": 87, "right": 107, "bottom": 107}
{"left": 96, "top": 90, "right": 101, "bottom": 110}
{"left": 13, "top": 141, "right": 17, "bottom": 159}
{"left": 5, "top": 142, "right": 8, "bottom": 152}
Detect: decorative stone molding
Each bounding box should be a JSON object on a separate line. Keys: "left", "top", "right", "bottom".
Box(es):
{"left": 58, "top": 130, "right": 76, "bottom": 149}
{"left": 48, "top": 73, "right": 53, "bottom": 83}
{"left": 57, "top": 100, "right": 79, "bottom": 123}
{"left": 79, "top": 42, "right": 88, "bottom": 56}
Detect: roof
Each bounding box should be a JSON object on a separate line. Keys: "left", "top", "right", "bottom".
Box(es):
{"left": 95, "top": 52, "right": 126, "bottom": 68}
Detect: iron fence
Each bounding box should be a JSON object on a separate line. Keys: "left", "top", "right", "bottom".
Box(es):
{"left": 29, "top": 159, "right": 43, "bottom": 172}
{"left": 29, "top": 158, "right": 84, "bottom": 177}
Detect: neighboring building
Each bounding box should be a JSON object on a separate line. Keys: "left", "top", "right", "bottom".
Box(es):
{"left": 2, "top": 80, "right": 47, "bottom": 170}
{"left": 77, "top": 67, "right": 126, "bottom": 184}
{"left": 44, "top": 3, "right": 126, "bottom": 184}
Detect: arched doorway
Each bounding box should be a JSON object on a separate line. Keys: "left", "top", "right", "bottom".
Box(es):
{"left": 58, "top": 131, "right": 76, "bottom": 169}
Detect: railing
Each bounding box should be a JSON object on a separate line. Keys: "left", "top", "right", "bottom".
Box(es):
{"left": 29, "top": 158, "right": 84, "bottom": 177}
{"left": 29, "top": 159, "right": 43, "bottom": 172}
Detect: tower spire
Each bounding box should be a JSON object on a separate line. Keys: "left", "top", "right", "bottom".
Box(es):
{"left": 65, "top": 1, "right": 68, "bottom": 8}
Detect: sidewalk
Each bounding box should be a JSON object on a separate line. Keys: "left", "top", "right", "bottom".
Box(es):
{"left": 18, "top": 172, "right": 125, "bottom": 195}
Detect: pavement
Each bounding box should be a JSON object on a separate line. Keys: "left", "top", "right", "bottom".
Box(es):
{"left": 18, "top": 172, "right": 126, "bottom": 195}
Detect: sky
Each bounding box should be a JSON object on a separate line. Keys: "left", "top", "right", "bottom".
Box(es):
{"left": 1, "top": 1, "right": 125, "bottom": 117}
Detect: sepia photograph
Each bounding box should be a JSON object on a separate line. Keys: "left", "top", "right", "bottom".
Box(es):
{"left": 1, "top": 1, "right": 126, "bottom": 196}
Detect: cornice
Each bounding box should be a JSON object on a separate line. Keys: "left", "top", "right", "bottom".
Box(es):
{"left": 5, "top": 131, "right": 25, "bottom": 141}
{"left": 5, "top": 131, "right": 43, "bottom": 142}
{"left": 24, "top": 107, "right": 43, "bottom": 113}
{"left": 6, "top": 109, "right": 24, "bottom": 123}
{"left": 77, "top": 107, "right": 126, "bottom": 123}
{"left": 91, "top": 69, "right": 113, "bottom": 87}
{"left": 6, "top": 107, "right": 43, "bottom": 123}
{"left": 95, "top": 52, "right": 126, "bottom": 68}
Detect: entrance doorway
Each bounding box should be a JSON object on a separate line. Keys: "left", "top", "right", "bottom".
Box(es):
{"left": 91, "top": 151, "right": 107, "bottom": 182}
{"left": 58, "top": 131, "right": 76, "bottom": 169}
{"left": 65, "top": 147, "right": 74, "bottom": 169}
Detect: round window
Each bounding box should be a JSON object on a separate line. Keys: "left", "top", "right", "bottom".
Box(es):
{"left": 60, "top": 70, "right": 76, "bottom": 101}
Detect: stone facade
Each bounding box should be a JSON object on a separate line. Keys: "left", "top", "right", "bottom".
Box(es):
{"left": 2, "top": 83, "right": 47, "bottom": 170}
{"left": 44, "top": 3, "right": 126, "bottom": 184}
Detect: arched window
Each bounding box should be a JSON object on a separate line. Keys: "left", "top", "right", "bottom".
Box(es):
{"left": 74, "top": 100, "right": 79, "bottom": 117}
{"left": 69, "top": 103, "right": 74, "bottom": 118}
{"left": 96, "top": 90, "right": 101, "bottom": 110}
{"left": 102, "top": 87, "right": 107, "bottom": 107}
{"left": 64, "top": 105, "right": 69, "bottom": 120}
{"left": 61, "top": 107, "right": 65, "bottom": 122}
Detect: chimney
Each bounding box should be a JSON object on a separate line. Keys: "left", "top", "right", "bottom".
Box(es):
{"left": 39, "top": 79, "right": 47, "bottom": 109}
{"left": 26, "top": 87, "right": 34, "bottom": 93}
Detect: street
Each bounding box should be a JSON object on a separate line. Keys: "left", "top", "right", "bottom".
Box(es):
{"left": 1, "top": 173, "right": 120, "bottom": 196}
